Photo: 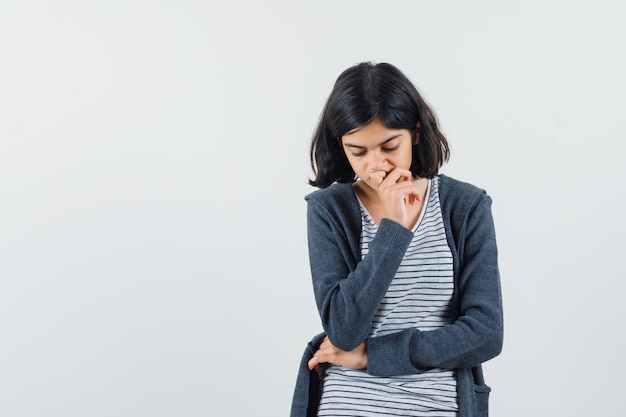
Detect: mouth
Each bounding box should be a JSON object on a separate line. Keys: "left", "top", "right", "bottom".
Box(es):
{"left": 372, "top": 170, "right": 389, "bottom": 177}
{"left": 369, "top": 170, "right": 388, "bottom": 185}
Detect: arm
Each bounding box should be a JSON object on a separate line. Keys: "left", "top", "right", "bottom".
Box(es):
{"left": 365, "top": 193, "right": 503, "bottom": 376}
{"left": 307, "top": 197, "right": 414, "bottom": 351}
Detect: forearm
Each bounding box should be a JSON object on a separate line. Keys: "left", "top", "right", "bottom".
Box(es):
{"left": 366, "top": 304, "right": 503, "bottom": 376}
{"left": 309, "top": 217, "right": 413, "bottom": 351}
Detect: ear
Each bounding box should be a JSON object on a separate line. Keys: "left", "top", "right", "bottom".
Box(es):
{"left": 413, "top": 123, "right": 421, "bottom": 145}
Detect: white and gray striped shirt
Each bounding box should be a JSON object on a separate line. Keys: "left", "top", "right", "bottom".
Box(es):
{"left": 318, "top": 177, "right": 459, "bottom": 417}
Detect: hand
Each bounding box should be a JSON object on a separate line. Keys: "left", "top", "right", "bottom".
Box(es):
{"left": 372, "top": 168, "right": 421, "bottom": 228}
{"left": 307, "top": 337, "right": 367, "bottom": 371}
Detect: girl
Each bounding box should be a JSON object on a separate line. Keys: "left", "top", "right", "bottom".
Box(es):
{"left": 291, "top": 62, "right": 503, "bottom": 417}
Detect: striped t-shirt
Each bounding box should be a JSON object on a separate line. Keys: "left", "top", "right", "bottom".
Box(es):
{"left": 318, "top": 177, "right": 459, "bottom": 417}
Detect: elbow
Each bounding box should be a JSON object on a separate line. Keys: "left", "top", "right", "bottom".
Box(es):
{"left": 323, "top": 319, "right": 369, "bottom": 351}
{"left": 457, "top": 326, "right": 503, "bottom": 368}
{"left": 482, "top": 321, "right": 504, "bottom": 362}
{"left": 462, "top": 315, "right": 503, "bottom": 366}
{"left": 477, "top": 304, "right": 504, "bottom": 362}
{"left": 319, "top": 295, "right": 370, "bottom": 351}
{"left": 493, "top": 325, "right": 504, "bottom": 357}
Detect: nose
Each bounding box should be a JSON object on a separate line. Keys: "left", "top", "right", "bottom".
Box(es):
{"left": 368, "top": 150, "right": 387, "bottom": 169}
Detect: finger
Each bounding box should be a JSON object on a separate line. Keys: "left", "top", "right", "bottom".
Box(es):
{"left": 407, "top": 186, "right": 421, "bottom": 203}
{"left": 308, "top": 356, "right": 319, "bottom": 370}
{"left": 384, "top": 178, "right": 421, "bottom": 201}
{"left": 370, "top": 170, "right": 387, "bottom": 186}
{"left": 309, "top": 351, "right": 330, "bottom": 370}
{"left": 393, "top": 177, "right": 422, "bottom": 202}
{"left": 384, "top": 167, "right": 412, "bottom": 183}
{"left": 308, "top": 338, "right": 334, "bottom": 370}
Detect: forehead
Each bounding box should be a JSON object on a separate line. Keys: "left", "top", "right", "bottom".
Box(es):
{"left": 343, "top": 119, "right": 409, "bottom": 143}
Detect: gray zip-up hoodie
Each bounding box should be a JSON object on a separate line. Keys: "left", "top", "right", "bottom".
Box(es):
{"left": 291, "top": 175, "right": 503, "bottom": 417}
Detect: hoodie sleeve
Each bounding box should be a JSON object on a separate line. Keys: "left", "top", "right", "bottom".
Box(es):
{"left": 306, "top": 194, "right": 414, "bottom": 351}
{"left": 365, "top": 192, "right": 503, "bottom": 375}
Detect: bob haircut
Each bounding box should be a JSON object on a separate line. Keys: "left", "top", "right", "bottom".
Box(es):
{"left": 309, "top": 62, "right": 450, "bottom": 188}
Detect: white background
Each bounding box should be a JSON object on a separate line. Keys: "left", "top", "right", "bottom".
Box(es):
{"left": 1, "top": 1, "right": 625, "bottom": 416}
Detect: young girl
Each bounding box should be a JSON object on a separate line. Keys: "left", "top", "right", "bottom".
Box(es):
{"left": 291, "top": 62, "right": 503, "bottom": 417}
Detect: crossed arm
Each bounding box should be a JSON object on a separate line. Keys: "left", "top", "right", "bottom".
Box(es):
{"left": 306, "top": 191, "right": 503, "bottom": 375}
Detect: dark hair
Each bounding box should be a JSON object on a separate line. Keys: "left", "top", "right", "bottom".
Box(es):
{"left": 309, "top": 62, "right": 450, "bottom": 188}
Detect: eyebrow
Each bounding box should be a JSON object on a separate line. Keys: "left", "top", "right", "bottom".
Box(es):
{"left": 343, "top": 134, "right": 402, "bottom": 149}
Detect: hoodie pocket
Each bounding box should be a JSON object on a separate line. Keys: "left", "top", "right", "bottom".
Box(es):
{"left": 474, "top": 384, "right": 491, "bottom": 416}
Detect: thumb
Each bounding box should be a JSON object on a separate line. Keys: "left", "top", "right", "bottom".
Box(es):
{"left": 370, "top": 170, "right": 387, "bottom": 186}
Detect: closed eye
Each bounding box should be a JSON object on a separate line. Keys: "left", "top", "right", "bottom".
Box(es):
{"left": 350, "top": 145, "right": 398, "bottom": 157}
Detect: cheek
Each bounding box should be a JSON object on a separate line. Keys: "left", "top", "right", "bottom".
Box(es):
{"left": 343, "top": 155, "right": 359, "bottom": 171}
{"left": 349, "top": 160, "right": 364, "bottom": 174}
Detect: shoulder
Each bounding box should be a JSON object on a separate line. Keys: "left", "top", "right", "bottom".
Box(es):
{"left": 305, "top": 182, "right": 357, "bottom": 209}
{"left": 305, "top": 183, "right": 361, "bottom": 246}
{"left": 438, "top": 174, "right": 493, "bottom": 220}
{"left": 439, "top": 174, "right": 487, "bottom": 201}
{"left": 304, "top": 183, "right": 362, "bottom": 238}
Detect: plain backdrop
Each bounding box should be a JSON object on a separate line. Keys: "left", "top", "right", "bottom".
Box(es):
{"left": 1, "top": 1, "right": 625, "bottom": 416}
